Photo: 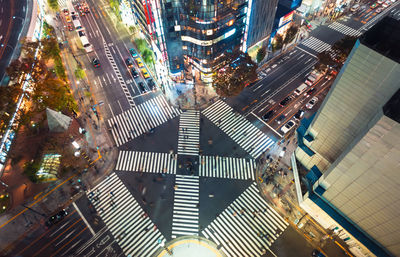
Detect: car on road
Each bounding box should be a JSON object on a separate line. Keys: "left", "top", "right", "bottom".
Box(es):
{"left": 262, "top": 110, "right": 275, "bottom": 121}
{"left": 294, "top": 109, "right": 305, "bottom": 120}
{"left": 375, "top": 7, "right": 383, "bottom": 12}
{"left": 125, "top": 58, "right": 134, "bottom": 68}
{"left": 305, "top": 88, "right": 315, "bottom": 97}
{"left": 276, "top": 114, "right": 286, "bottom": 124}
{"left": 45, "top": 209, "right": 68, "bottom": 227}
{"left": 65, "top": 15, "right": 71, "bottom": 23}
{"left": 377, "top": 0, "right": 385, "bottom": 4}
{"left": 63, "top": 9, "right": 69, "bottom": 15}
{"left": 136, "top": 57, "right": 144, "bottom": 67}
{"left": 281, "top": 120, "right": 296, "bottom": 134}
{"left": 279, "top": 96, "right": 292, "bottom": 107}
{"left": 382, "top": 1, "right": 389, "bottom": 7}
{"left": 141, "top": 68, "right": 150, "bottom": 78}
{"left": 131, "top": 68, "right": 139, "bottom": 78}
{"left": 138, "top": 82, "right": 147, "bottom": 93}
{"left": 92, "top": 58, "right": 100, "bottom": 68}
{"left": 370, "top": 2, "right": 378, "bottom": 8}
{"left": 311, "top": 249, "right": 326, "bottom": 257}
{"left": 147, "top": 78, "right": 156, "bottom": 90}
{"left": 306, "top": 96, "right": 318, "bottom": 109}
{"left": 67, "top": 23, "right": 74, "bottom": 31}
{"left": 129, "top": 48, "right": 138, "bottom": 58}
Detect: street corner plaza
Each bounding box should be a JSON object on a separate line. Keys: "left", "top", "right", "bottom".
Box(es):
{"left": 78, "top": 96, "right": 288, "bottom": 257}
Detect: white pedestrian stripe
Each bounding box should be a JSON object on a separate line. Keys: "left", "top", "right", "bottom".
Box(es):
{"left": 300, "top": 36, "right": 331, "bottom": 53}
{"left": 58, "top": 0, "right": 67, "bottom": 8}
{"left": 199, "top": 155, "right": 256, "bottom": 180}
{"left": 172, "top": 175, "right": 199, "bottom": 239}
{"left": 115, "top": 150, "right": 177, "bottom": 174}
{"left": 328, "top": 22, "right": 362, "bottom": 37}
{"left": 201, "top": 183, "right": 288, "bottom": 257}
{"left": 87, "top": 173, "right": 165, "bottom": 257}
{"left": 178, "top": 110, "right": 200, "bottom": 156}
{"left": 108, "top": 95, "right": 181, "bottom": 146}
{"left": 202, "top": 100, "right": 275, "bottom": 159}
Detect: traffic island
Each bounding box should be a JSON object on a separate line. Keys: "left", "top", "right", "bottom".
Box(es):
{"left": 154, "top": 236, "right": 226, "bottom": 257}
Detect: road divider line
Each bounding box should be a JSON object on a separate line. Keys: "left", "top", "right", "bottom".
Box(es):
{"left": 295, "top": 46, "right": 317, "bottom": 58}
{"left": 72, "top": 202, "right": 95, "bottom": 236}
{"left": 251, "top": 112, "right": 283, "bottom": 138}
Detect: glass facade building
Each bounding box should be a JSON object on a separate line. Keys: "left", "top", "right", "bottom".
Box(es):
{"left": 127, "top": 0, "right": 250, "bottom": 81}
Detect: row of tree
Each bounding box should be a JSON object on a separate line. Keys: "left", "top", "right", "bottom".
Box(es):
{"left": 134, "top": 38, "right": 155, "bottom": 67}
{"left": 0, "top": 35, "right": 76, "bottom": 135}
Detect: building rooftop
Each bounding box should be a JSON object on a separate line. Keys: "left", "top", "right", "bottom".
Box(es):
{"left": 383, "top": 89, "right": 400, "bottom": 123}
{"left": 360, "top": 16, "right": 400, "bottom": 63}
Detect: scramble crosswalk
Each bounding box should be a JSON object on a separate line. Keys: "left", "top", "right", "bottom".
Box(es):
{"left": 202, "top": 100, "right": 274, "bottom": 159}
{"left": 115, "top": 150, "right": 177, "bottom": 174}
{"left": 201, "top": 183, "right": 289, "bottom": 257}
{"left": 328, "top": 22, "right": 362, "bottom": 37}
{"left": 171, "top": 175, "right": 200, "bottom": 239}
{"left": 178, "top": 110, "right": 200, "bottom": 156}
{"left": 199, "top": 155, "right": 256, "bottom": 180}
{"left": 87, "top": 172, "right": 165, "bottom": 257}
{"left": 107, "top": 95, "right": 181, "bottom": 146}
{"left": 300, "top": 36, "right": 331, "bottom": 53}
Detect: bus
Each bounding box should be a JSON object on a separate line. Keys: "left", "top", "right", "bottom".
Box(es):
{"left": 80, "top": 36, "right": 93, "bottom": 53}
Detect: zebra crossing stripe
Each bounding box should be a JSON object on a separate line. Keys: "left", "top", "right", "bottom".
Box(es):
{"left": 300, "top": 36, "right": 331, "bottom": 53}
{"left": 172, "top": 175, "right": 199, "bottom": 238}
{"left": 199, "top": 155, "right": 256, "bottom": 180}
{"left": 116, "top": 151, "right": 177, "bottom": 174}
{"left": 201, "top": 183, "right": 288, "bottom": 257}
{"left": 107, "top": 95, "right": 181, "bottom": 146}
{"left": 328, "top": 22, "right": 362, "bottom": 37}
{"left": 87, "top": 173, "right": 165, "bottom": 257}
{"left": 178, "top": 110, "right": 200, "bottom": 156}
{"left": 202, "top": 100, "right": 274, "bottom": 159}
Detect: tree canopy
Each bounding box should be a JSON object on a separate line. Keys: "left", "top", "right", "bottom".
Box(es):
{"left": 272, "top": 34, "right": 283, "bottom": 52}
{"left": 332, "top": 36, "right": 357, "bottom": 63}
{"left": 256, "top": 47, "right": 266, "bottom": 63}
{"left": 283, "top": 25, "right": 299, "bottom": 45}
{"left": 213, "top": 51, "right": 258, "bottom": 97}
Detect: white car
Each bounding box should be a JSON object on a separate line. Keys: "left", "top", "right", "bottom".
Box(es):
{"left": 306, "top": 96, "right": 318, "bottom": 109}
{"left": 281, "top": 120, "right": 296, "bottom": 134}
{"left": 382, "top": 1, "right": 389, "bottom": 7}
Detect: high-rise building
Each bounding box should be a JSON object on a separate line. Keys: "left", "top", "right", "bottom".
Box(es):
{"left": 246, "top": 0, "right": 279, "bottom": 49}
{"left": 124, "top": 0, "right": 252, "bottom": 83}
{"left": 294, "top": 17, "right": 400, "bottom": 257}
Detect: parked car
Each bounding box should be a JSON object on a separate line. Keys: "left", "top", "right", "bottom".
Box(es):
{"left": 147, "top": 78, "right": 155, "bottom": 90}
{"left": 280, "top": 96, "right": 292, "bottom": 107}
{"left": 138, "top": 82, "right": 147, "bottom": 93}
{"left": 125, "top": 58, "right": 133, "bottom": 68}
{"left": 141, "top": 68, "right": 150, "bottom": 78}
{"left": 92, "top": 58, "right": 100, "bottom": 68}
{"left": 136, "top": 57, "right": 144, "bottom": 67}
{"left": 129, "top": 48, "right": 138, "bottom": 58}
{"left": 276, "top": 114, "right": 286, "bottom": 124}
{"left": 45, "top": 209, "right": 68, "bottom": 227}
{"left": 262, "top": 110, "right": 275, "bottom": 121}
{"left": 131, "top": 68, "right": 139, "bottom": 78}
{"left": 281, "top": 120, "right": 296, "bottom": 134}
{"left": 377, "top": 0, "right": 385, "bottom": 4}
{"left": 312, "top": 249, "right": 326, "bottom": 257}
{"left": 375, "top": 7, "right": 383, "bottom": 12}
{"left": 67, "top": 23, "right": 74, "bottom": 31}
{"left": 306, "top": 96, "right": 318, "bottom": 109}
{"left": 370, "top": 2, "right": 378, "bottom": 8}
{"left": 294, "top": 109, "right": 305, "bottom": 120}
{"left": 381, "top": 1, "right": 389, "bottom": 7}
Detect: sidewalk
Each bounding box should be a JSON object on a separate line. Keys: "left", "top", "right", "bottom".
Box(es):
{"left": 255, "top": 133, "right": 351, "bottom": 256}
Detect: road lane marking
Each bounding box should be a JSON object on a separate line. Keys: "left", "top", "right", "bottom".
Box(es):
{"left": 72, "top": 202, "right": 95, "bottom": 236}
{"left": 295, "top": 46, "right": 317, "bottom": 58}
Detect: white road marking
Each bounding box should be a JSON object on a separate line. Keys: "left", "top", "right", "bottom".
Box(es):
{"left": 108, "top": 103, "right": 114, "bottom": 117}
{"left": 117, "top": 100, "right": 123, "bottom": 113}
{"left": 251, "top": 112, "right": 283, "bottom": 138}
{"left": 72, "top": 202, "right": 95, "bottom": 236}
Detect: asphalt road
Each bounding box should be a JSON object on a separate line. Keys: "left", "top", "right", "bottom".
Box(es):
{"left": 0, "top": 0, "right": 29, "bottom": 85}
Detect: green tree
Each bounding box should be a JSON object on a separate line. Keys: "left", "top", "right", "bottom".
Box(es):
{"left": 47, "top": 0, "right": 59, "bottom": 11}
{"left": 109, "top": 0, "right": 121, "bottom": 20}
{"left": 41, "top": 37, "right": 60, "bottom": 60}
{"left": 23, "top": 161, "right": 40, "bottom": 183}
{"left": 142, "top": 48, "right": 155, "bottom": 66}
{"left": 135, "top": 38, "right": 148, "bottom": 53}
{"left": 74, "top": 67, "right": 86, "bottom": 80}
{"left": 256, "top": 47, "right": 266, "bottom": 63}
{"left": 213, "top": 51, "right": 258, "bottom": 97}
{"left": 316, "top": 51, "right": 336, "bottom": 71}
{"left": 272, "top": 34, "right": 284, "bottom": 52}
